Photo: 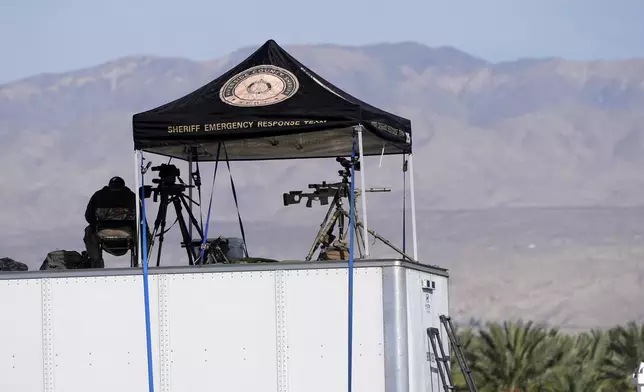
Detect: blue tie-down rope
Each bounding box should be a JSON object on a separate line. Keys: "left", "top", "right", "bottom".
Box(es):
{"left": 347, "top": 133, "right": 357, "bottom": 392}
{"left": 140, "top": 154, "right": 155, "bottom": 392}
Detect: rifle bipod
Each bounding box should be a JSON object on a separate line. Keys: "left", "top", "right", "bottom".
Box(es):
{"left": 426, "top": 315, "right": 478, "bottom": 392}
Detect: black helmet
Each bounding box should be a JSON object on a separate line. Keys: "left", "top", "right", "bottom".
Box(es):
{"left": 108, "top": 176, "right": 125, "bottom": 189}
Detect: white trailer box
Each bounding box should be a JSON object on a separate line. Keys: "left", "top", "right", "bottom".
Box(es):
{"left": 0, "top": 259, "right": 450, "bottom": 392}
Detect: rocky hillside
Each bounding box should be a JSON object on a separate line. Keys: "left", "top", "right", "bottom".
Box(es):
{"left": 1, "top": 41, "right": 643, "bottom": 330}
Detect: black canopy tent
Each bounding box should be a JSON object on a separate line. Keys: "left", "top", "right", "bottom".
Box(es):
{"left": 132, "top": 39, "right": 412, "bottom": 161}
{"left": 130, "top": 39, "right": 419, "bottom": 266}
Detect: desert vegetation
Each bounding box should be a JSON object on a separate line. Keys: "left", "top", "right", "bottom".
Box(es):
{"left": 451, "top": 320, "right": 644, "bottom": 391}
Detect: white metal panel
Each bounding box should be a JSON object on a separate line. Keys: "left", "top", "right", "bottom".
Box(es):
{"left": 422, "top": 272, "right": 449, "bottom": 391}
{"left": 405, "top": 269, "right": 449, "bottom": 392}
{"left": 49, "top": 275, "right": 159, "bottom": 392}
{"left": 158, "top": 273, "right": 172, "bottom": 392}
{"left": 0, "top": 278, "right": 44, "bottom": 392}
{"left": 275, "top": 270, "right": 288, "bottom": 392}
{"left": 166, "top": 271, "right": 278, "bottom": 392}
{"left": 419, "top": 270, "right": 439, "bottom": 392}
{"left": 382, "top": 265, "right": 411, "bottom": 392}
{"left": 284, "top": 267, "right": 385, "bottom": 392}
{"left": 405, "top": 269, "right": 426, "bottom": 392}
{"left": 0, "top": 261, "right": 448, "bottom": 392}
{"left": 430, "top": 274, "right": 450, "bottom": 355}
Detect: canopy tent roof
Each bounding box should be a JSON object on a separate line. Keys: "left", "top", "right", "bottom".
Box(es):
{"left": 132, "top": 39, "right": 412, "bottom": 161}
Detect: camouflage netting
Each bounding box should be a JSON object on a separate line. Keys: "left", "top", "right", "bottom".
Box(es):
{"left": 39, "top": 250, "right": 89, "bottom": 270}
{"left": 0, "top": 257, "right": 28, "bottom": 271}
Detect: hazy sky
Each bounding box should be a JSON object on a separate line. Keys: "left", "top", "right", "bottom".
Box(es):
{"left": 1, "top": 0, "right": 643, "bottom": 84}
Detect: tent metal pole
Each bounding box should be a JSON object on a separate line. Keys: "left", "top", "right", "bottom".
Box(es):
{"left": 408, "top": 153, "right": 419, "bottom": 261}
{"left": 134, "top": 150, "right": 143, "bottom": 268}
{"left": 188, "top": 154, "right": 193, "bottom": 240}
{"left": 356, "top": 125, "right": 369, "bottom": 257}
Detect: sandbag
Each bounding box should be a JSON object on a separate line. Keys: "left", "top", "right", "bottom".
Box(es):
{"left": 319, "top": 245, "right": 349, "bottom": 261}
{"left": 39, "top": 250, "right": 89, "bottom": 270}
{"left": 0, "top": 257, "right": 28, "bottom": 272}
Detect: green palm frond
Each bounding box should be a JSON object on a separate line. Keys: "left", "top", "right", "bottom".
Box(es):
{"left": 441, "top": 320, "right": 643, "bottom": 392}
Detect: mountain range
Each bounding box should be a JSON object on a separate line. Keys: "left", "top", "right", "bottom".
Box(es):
{"left": 1, "top": 41, "right": 643, "bottom": 331}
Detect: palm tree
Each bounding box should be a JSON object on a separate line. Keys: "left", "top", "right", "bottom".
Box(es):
{"left": 446, "top": 320, "right": 643, "bottom": 392}
{"left": 470, "top": 320, "right": 564, "bottom": 391}
{"left": 451, "top": 324, "right": 478, "bottom": 390}
{"left": 544, "top": 329, "right": 614, "bottom": 392}
{"left": 600, "top": 321, "right": 644, "bottom": 390}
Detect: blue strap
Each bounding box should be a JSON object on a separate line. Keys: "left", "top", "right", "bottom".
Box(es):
{"left": 347, "top": 132, "right": 357, "bottom": 392}
{"left": 198, "top": 143, "right": 221, "bottom": 264}
{"left": 139, "top": 153, "right": 155, "bottom": 392}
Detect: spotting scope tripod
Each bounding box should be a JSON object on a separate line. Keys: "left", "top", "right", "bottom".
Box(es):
{"left": 141, "top": 163, "right": 204, "bottom": 266}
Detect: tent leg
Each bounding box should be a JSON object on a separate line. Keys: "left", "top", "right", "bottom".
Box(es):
{"left": 356, "top": 125, "right": 369, "bottom": 257}
{"left": 188, "top": 154, "right": 193, "bottom": 241}
{"left": 408, "top": 153, "right": 419, "bottom": 262}
{"left": 134, "top": 150, "right": 143, "bottom": 268}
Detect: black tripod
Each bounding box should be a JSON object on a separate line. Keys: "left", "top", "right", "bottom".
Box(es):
{"left": 304, "top": 184, "right": 363, "bottom": 261}
{"left": 143, "top": 164, "right": 204, "bottom": 266}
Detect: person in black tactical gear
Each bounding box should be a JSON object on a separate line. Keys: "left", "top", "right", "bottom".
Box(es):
{"left": 83, "top": 176, "right": 150, "bottom": 268}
